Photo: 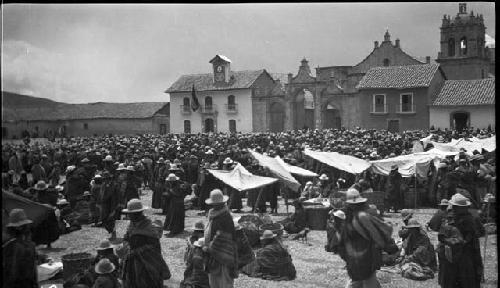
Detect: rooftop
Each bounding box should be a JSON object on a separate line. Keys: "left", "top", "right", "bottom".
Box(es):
{"left": 356, "top": 64, "right": 440, "bottom": 89}
{"left": 432, "top": 78, "right": 495, "bottom": 106}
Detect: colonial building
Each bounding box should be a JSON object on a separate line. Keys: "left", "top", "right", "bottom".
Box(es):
{"left": 356, "top": 64, "right": 446, "bottom": 132}
{"left": 283, "top": 31, "right": 428, "bottom": 130}
{"left": 436, "top": 3, "right": 495, "bottom": 80}
{"left": 165, "top": 55, "right": 285, "bottom": 133}
{"left": 430, "top": 78, "right": 495, "bottom": 131}
{"left": 2, "top": 92, "right": 170, "bottom": 139}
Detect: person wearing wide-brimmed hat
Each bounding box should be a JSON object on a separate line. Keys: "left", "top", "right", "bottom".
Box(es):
{"left": 334, "top": 187, "right": 396, "bottom": 288}
{"left": 203, "top": 189, "right": 238, "bottom": 287}
{"left": 197, "top": 163, "right": 220, "bottom": 214}
{"left": 437, "top": 192, "right": 484, "bottom": 288}
{"left": 398, "top": 218, "right": 437, "bottom": 274}
{"left": 280, "top": 198, "right": 307, "bottom": 235}
{"left": 92, "top": 258, "right": 121, "bottom": 288}
{"left": 180, "top": 237, "right": 210, "bottom": 288}
{"left": 163, "top": 173, "right": 186, "bottom": 236}
{"left": 3, "top": 208, "right": 38, "bottom": 288}
{"left": 120, "top": 198, "right": 171, "bottom": 287}
{"left": 92, "top": 240, "right": 120, "bottom": 272}
{"left": 242, "top": 229, "right": 296, "bottom": 281}
{"left": 387, "top": 164, "right": 403, "bottom": 213}
{"left": 151, "top": 157, "right": 168, "bottom": 210}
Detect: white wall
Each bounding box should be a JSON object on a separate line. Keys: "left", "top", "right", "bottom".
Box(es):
{"left": 169, "top": 89, "right": 253, "bottom": 133}
{"left": 430, "top": 105, "right": 496, "bottom": 130}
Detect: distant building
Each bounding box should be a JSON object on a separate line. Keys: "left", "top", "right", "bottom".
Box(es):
{"left": 165, "top": 55, "right": 284, "bottom": 133}
{"left": 430, "top": 78, "right": 495, "bottom": 131}
{"left": 356, "top": 64, "right": 446, "bottom": 131}
{"left": 284, "top": 30, "right": 427, "bottom": 130}
{"left": 2, "top": 94, "right": 169, "bottom": 139}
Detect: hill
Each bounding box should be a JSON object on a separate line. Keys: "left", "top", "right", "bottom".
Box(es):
{"left": 1, "top": 91, "right": 63, "bottom": 108}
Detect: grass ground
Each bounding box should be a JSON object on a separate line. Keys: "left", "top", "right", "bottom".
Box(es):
{"left": 40, "top": 189, "right": 498, "bottom": 288}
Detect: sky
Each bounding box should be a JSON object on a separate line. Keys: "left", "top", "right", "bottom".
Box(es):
{"left": 1, "top": 2, "right": 496, "bottom": 104}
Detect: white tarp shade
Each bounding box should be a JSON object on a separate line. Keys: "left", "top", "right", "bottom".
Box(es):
{"left": 370, "top": 152, "right": 442, "bottom": 178}
{"left": 249, "top": 151, "right": 301, "bottom": 191}
{"left": 275, "top": 156, "right": 318, "bottom": 177}
{"left": 421, "top": 135, "right": 496, "bottom": 155}
{"left": 208, "top": 163, "right": 278, "bottom": 192}
{"left": 303, "top": 149, "right": 371, "bottom": 174}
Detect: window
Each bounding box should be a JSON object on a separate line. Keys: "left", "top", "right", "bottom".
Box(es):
{"left": 400, "top": 93, "right": 414, "bottom": 112}
{"left": 205, "top": 96, "right": 212, "bottom": 108}
{"left": 2, "top": 127, "right": 7, "bottom": 139}
{"left": 229, "top": 120, "right": 236, "bottom": 133}
{"left": 303, "top": 89, "right": 315, "bottom": 109}
{"left": 83, "top": 123, "right": 88, "bottom": 130}
{"left": 372, "top": 94, "right": 386, "bottom": 113}
{"left": 460, "top": 37, "right": 467, "bottom": 55}
{"left": 383, "top": 58, "right": 390, "bottom": 66}
{"left": 160, "top": 124, "right": 167, "bottom": 134}
{"left": 330, "top": 71, "right": 335, "bottom": 78}
{"left": 448, "top": 38, "right": 455, "bottom": 57}
{"left": 184, "top": 120, "right": 191, "bottom": 134}
{"left": 183, "top": 97, "right": 190, "bottom": 111}
{"left": 227, "top": 95, "right": 236, "bottom": 110}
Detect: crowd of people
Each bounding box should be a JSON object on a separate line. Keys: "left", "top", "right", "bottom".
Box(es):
{"left": 1, "top": 126, "right": 496, "bottom": 288}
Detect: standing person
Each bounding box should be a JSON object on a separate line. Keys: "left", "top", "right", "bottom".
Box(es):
{"left": 2, "top": 209, "right": 38, "bottom": 288}
{"left": 163, "top": 173, "right": 186, "bottom": 237}
{"left": 387, "top": 165, "right": 403, "bottom": 212}
{"left": 203, "top": 189, "right": 238, "bottom": 288}
{"left": 427, "top": 199, "right": 450, "bottom": 232}
{"left": 180, "top": 238, "right": 210, "bottom": 288}
{"left": 151, "top": 158, "right": 167, "bottom": 210}
{"left": 31, "top": 157, "right": 46, "bottom": 183}
{"left": 119, "top": 199, "right": 171, "bottom": 288}
{"left": 336, "top": 188, "right": 397, "bottom": 288}
{"left": 437, "top": 193, "right": 484, "bottom": 288}
{"left": 90, "top": 174, "right": 104, "bottom": 226}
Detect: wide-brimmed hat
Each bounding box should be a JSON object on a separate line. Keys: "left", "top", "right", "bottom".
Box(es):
{"left": 96, "top": 240, "right": 114, "bottom": 251}
{"left": 260, "top": 230, "right": 277, "bottom": 240}
{"left": 55, "top": 185, "right": 64, "bottom": 191}
{"left": 345, "top": 188, "right": 367, "bottom": 204}
{"left": 82, "top": 191, "right": 91, "bottom": 197}
{"left": 319, "top": 174, "right": 329, "bottom": 181}
{"left": 169, "top": 164, "right": 180, "bottom": 171}
{"left": 157, "top": 157, "right": 165, "bottom": 164}
{"left": 116, "top": 163, "right": 127, "bottom": 171}
{"left": 194, "top": 238, "right": 205, "bottom": 248}
{"left": 122, "top": 198, "right": 148, "bottom": 213}
{"left": 95, "top": 258, "right": 116, "bottom": 274}
{"left": 93, "top": 174, "right": 102, "bottom": 180}
{"left": 193, "top": 220, "right": 205, "bottom": 231}
{"left": 205, "top": 150, "right": 214, "bottom": 155}
{"left": 400, "top": 209, "right": 413, "bottom": 221}
{"left": 57, "top": 198, "right": 69, "bottom": 206}
{"left": 166, "top": 173, "right": 179, "bottom": 181}
{"left": 80, "top": 158, "right": 90, "bottom": 163}
{"left": 333, "top": 210, "right": 346, "bottom": 220}
{"left": 126, "top": 165, "right": 135, "bottom": 171}
{"left": 34, "top": 180, "right": 49, "bottom": 191}
{"left": 6, "top": 209, "right": 33, "bottom": 227}
{"left": 223, "top": 157, "right": 234, "bottom": 165}
{"left": 438, "top": 199, "right": 449, "bottom": 206}
{"left": 305, "top": 181, "right": 313, "bottom": 186}
{"left": 205, "top": 189, "right": 229, "bottom": 205}
{"left": 404, "top": 219, "right": 421, "bottom": 229}
{"left": 103, "top": 155, "right": 113, "bottom": 162}
{"left": 449, "top": 193, "right": 471, "bottom": 206}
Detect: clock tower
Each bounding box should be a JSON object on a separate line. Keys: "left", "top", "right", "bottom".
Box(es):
{"left": 209, "top": 54, "right": 232, "bottom": 84}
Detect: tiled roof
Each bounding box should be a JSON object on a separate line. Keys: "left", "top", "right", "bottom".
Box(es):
{"left": 165, "top": 70, "right": 266, "bottom": 93}
{"left": 2, "top": 102, "right": 169, "bottom": 122}
{"left": 356, "top": 64, "right": 440, "bottom": 89}
{"left": 433, "top": 78, "right": 495, "bottom": 106}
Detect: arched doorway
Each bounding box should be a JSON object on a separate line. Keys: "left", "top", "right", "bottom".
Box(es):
{"left": 323, "top": 103, "right": 341, "bottom": 129}
{"left": 270, "top": 102, "right": 285, "bottom": 132}
{"left": 204, "top": 118, "right": 214, "bottom": 133}
{"left": 294, "top": 89, "right": 315, "bottom": 130}
{"left": 451, "top": 111, "right": 470, "bottom": 132}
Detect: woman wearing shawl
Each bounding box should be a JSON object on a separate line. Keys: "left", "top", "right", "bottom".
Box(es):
{"left": 163, "top": 173, "right": 186, "bottom": 236}
{"left": 118, "top": 199, "right": 171, "bottom": 288}
{"left": 151, "top": 158, "right": 167, "bottom": 210}
{"left": 242, "top": 230, "right": 296, "bottom": 281}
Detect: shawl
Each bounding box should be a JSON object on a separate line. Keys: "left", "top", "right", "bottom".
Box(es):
{"left": 351, "top": 210, "right": 393, "bottom": 250}
{"left": 126, "top": 216, "right": 158, "bottom": 239}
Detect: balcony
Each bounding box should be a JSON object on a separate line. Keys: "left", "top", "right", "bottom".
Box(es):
{"left": 180, "top": 105, "right": 191, "bottom": 115}
{"left": 370, "top": 104, "right": 388, "bottom": 115}
{"left": 225, "top": 104, "right": 238, "bottom": 114}
{"left": 200, "top": 104, "right": 218, "bottom": 114}
{"left": 397, "top": 104, "right": 416, "bottom": 114}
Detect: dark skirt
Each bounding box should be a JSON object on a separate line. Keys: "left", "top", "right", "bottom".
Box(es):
{"left": 228, "top": 188, "right": 243, "bottom": 210}
{"left": 163, "top": 197, "right": 185, "bottom": 234}
{"left": 151, "top": 182, "right": 164, "bottom": 209}
{"left": 122, "top": 244, "right": 171, "bottom": 288}
{"left": 31, "top": 210, "right": 60, "bottom": 245}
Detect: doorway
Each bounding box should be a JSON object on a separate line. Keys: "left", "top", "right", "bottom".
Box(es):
{"left": 204, "top": 118, "right": 215, "bottom": 133}
{"left": 451, "top": 111, "right": 469, "bottom": 132}
{"left": 387, "top": 119, "right": 400, "bottom": 133}
{"left": 159, "top": 124, "right": 167, "bottom": 135}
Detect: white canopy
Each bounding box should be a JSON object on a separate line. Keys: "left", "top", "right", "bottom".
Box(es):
{"left": 370, "top": 152, "right": 443, "bottom": 178}
{"left": 249, "top": 150, "right": 301, "bottom": 191}
{"left": 303, "top": 149, "right": 371, "bottom": 174}
{"left": 275, "top": 156, "right": 319, "bottom": 177}
{"left": 208, "top": 163, "right": 278, "bottom": 192}
{"left": 421, "top": 135, "right": 496, "bottom": 155}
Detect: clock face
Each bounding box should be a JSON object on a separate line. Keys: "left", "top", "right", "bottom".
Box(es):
{"left": 217, "top": 66, "right": 223, "bottom": 72}
{"left": 215, "top": 73, "right": 225, "bottom": 82}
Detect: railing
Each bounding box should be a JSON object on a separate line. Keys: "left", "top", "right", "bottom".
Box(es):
{"left": 180, "top": 105, "right": 191, "bottom": 114}
{"left": 225, "top": 104, "right": 238, "bottom": 114}
{"left": 371, "top": 104, "right": 388, "bottom": 114}
{"left": 397, "top": 104, "right": 416, "bottom": 113}
{"left": 200, "top": 104, "right": 217, "bottom": 114}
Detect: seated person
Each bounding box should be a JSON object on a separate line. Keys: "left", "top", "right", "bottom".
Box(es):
{"left": 398, "top": 209, "right": 414, "bottom": 241}
{"left": 427, "top": 199, "right": 449, "bottom": 232}
{"left": 300, "top": 181, "right": 318, "bottom": 199}
{"left": 233, "top": 220, "right": 255, "bottom": 269}
{"left": 184, "top": 221, "right": 205, "bottom": 264}
{"left": 180, "top": 238, "right": 209, "bottom": 288}
{"left": 242, "top": 230, "right": 296, "bottom": 281}
{"left": 92, "top": 258, "right": 122, "bottom": 288}
{"left": 74, "top": 191, "right": 92, "bottom": 224}
{"left": 280, "top": 199, "right": 306, "bottom": 234}
{"left": 92, "top": 240, "right": 120, "bottom": 270}
{"left": 325, "top": 210, "right": 345, "bottom": 253}
{"left": 399, "top": 219, "right": 437, "bottom": 272}
{"left": 56, "top": 198, "right": 82, "bottom": 234}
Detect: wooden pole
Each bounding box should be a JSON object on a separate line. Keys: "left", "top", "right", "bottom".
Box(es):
{"left": 482, "top": 200, "right": 490, "bottom": 283}
{"left": 414, "top": 164, "right": 418, "bottom": 209}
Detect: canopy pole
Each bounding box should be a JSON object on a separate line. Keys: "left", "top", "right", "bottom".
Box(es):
{"left": 414, "top": 164, "right": 417, "bottom": 209}
{"left": 482, "top": 200, "right": 490, "bottom": 283}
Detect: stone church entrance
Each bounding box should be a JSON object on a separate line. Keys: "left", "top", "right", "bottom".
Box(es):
{"left": 323, "top": 103, "right": 341, "bottom": 129}
{"left": 451, "top": 111, "right": 469, "bottom": 132}
{"left": 270, "top": 102, "right": 285, "bottom": 132}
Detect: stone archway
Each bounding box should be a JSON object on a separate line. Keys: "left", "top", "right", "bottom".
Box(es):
{"left": 322, "top": 102, "right": 341, "bottom": 129}
{"left": 450, "top": 111, "right": 470, "bottom": 132}
{"left": 270, "top": 102, "right": 285, "bottom": 132}
{"left": 293, "top": 89, "right": 315, "bottom": 130}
